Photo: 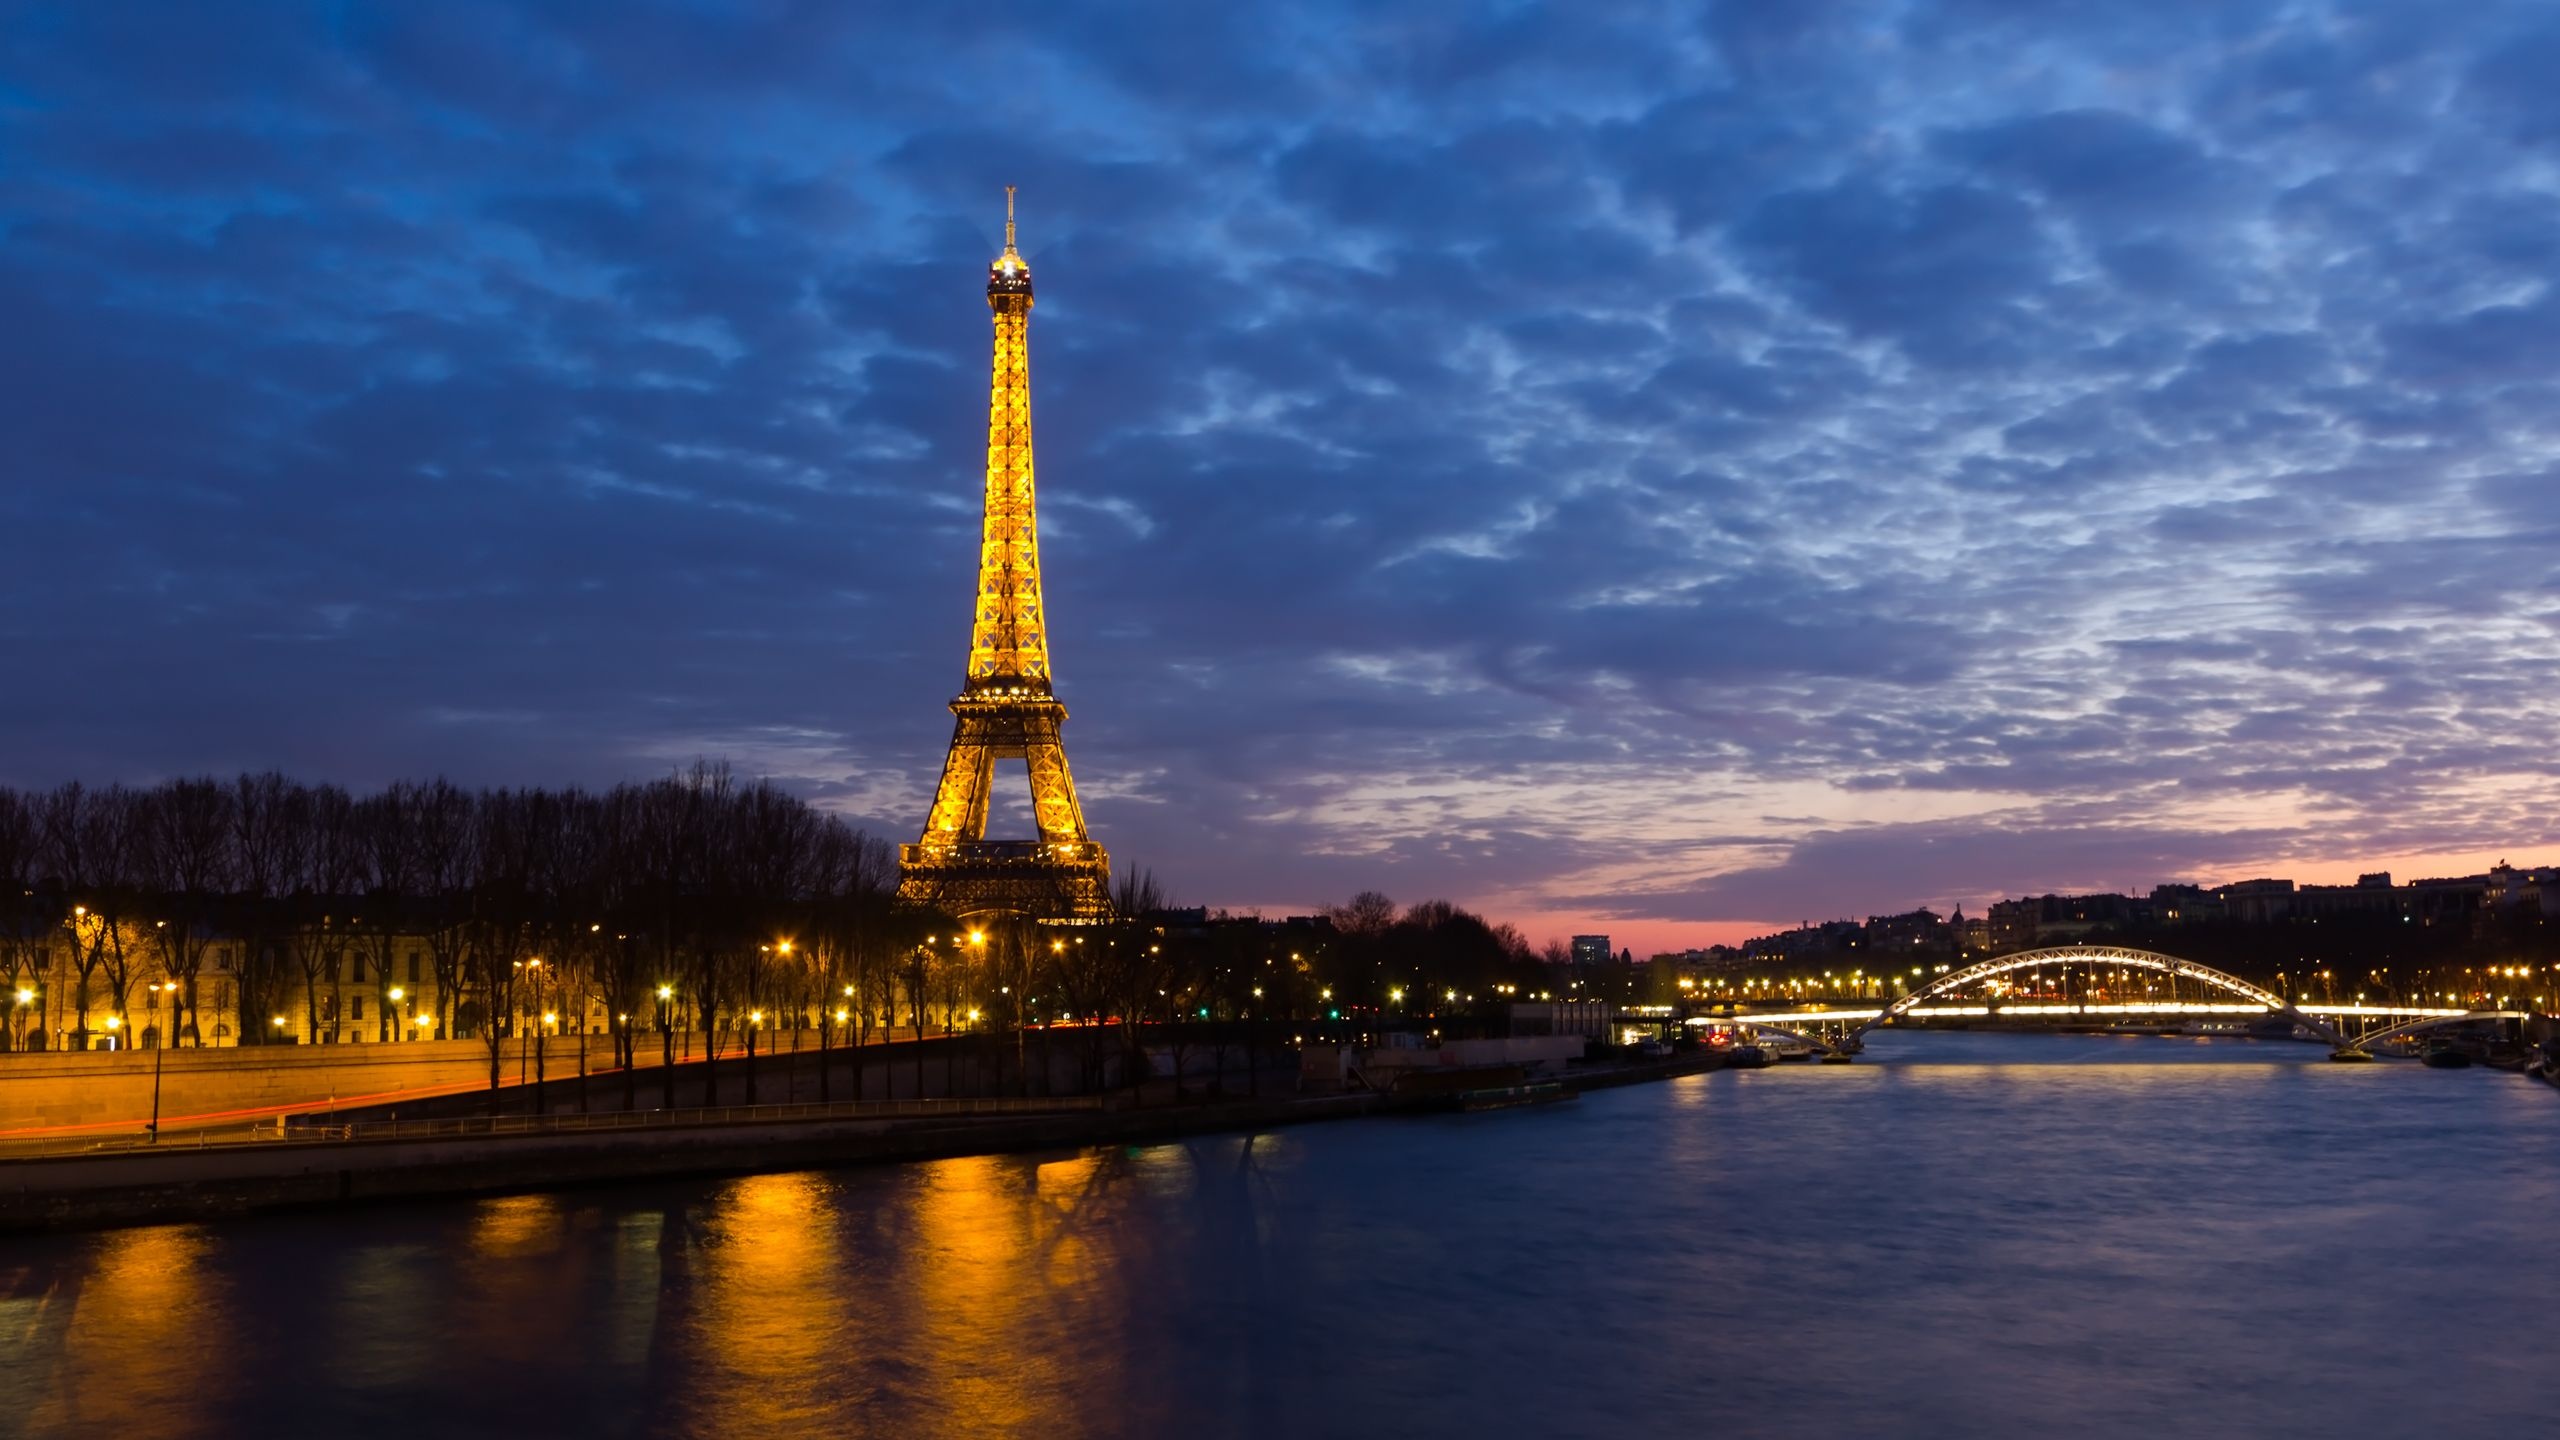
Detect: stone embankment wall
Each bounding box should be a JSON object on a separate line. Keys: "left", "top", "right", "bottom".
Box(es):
{"left": 0, "top": 1093, "right": 1391, "bottom": 1231}
{"left": 0, "top": 1053, "right": 1727, "bottom": 1232}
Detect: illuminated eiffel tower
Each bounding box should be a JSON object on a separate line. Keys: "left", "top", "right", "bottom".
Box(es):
{"left": 898, "top": 190, "right": 1112, "bottom": 922}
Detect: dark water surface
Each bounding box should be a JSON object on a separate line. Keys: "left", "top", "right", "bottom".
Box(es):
{"left": 4, "top": 1033, "right": 2555, "bottom": 1439}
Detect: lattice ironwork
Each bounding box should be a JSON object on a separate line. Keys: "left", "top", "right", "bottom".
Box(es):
{"left": 901, "top": 190, "right": 1112, "bottom": 924}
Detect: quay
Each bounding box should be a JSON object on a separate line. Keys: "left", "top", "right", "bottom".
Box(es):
{"left": 0, "top": 1051, "right": 1724, "bottom": 1234}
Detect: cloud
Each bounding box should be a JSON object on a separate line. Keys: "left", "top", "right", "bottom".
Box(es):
{"left": 3, "top": 0, "right": 2558, "bottom": 955}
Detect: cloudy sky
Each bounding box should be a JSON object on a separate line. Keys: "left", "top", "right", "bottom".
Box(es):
{"left": 5, "top": 2, "right": 2558, "bottom": 953}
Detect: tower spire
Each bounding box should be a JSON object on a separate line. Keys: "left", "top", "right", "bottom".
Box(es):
{"left": 1004, "top": 184, "right": 1018, "bottom": 258}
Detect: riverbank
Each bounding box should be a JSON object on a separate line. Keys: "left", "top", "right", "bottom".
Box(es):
{"left": 0, "top": 1051, "right": 1722, "bottom": 1233}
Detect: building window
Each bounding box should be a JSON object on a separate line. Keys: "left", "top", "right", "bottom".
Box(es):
{"left": 407, "top": 952, "right": 421, "bottom": 984}
{"left": 353, "top": 995, "right": 365, "bottom": 1021}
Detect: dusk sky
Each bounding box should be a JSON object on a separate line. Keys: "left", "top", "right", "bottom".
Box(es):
{"left": 6, "top": 2, "right": 2558, "bottom": 954}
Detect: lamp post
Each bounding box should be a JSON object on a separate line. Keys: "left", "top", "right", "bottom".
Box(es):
{"left": 145, "top": 980, "right": 174, "bottom": 1140}
{"left": 539, "top": 1008, "right": 558, "bottom": 1114}
{"left": 519, "top": 958, "right": 547, "bottom": 1113}
{"left": 656, "top": 983, "right": 677, "bottom": 1108}
{"left": 388, "top": 985, "right": 407, "bottom": 1042}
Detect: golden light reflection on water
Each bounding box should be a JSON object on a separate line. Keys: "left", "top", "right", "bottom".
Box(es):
{"left": 450, "top": 1192, "right": 592, "bottom": 1363}
{"left": 676, "top": 1171, "right": 850, "bottom": 1432}
{"left": 18, "top": 1225, "right": 233, "bottom": 1439}
{"left": 471, "top": 1191, "right": 566, "bottom": 1258}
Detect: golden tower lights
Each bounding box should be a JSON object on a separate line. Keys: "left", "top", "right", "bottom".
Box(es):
{"left": 898, "top": 190, "right": 1112, "bottom": 922}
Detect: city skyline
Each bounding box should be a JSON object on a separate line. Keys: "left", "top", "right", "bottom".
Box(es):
{"left": 7, "top": 4, "right": 2560, "bottom": 956}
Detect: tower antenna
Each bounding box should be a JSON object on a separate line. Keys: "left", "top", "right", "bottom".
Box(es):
{"left": 1004, "top": 185, "right": 1017, "bottom": 256}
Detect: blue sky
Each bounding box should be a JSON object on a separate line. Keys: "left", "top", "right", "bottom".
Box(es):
{"left": 5, "top": 1, "right": 2557, "bottom": 951}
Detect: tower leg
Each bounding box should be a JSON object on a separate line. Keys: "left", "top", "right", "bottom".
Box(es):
{"left": 1024, "top": 739, "right": 1090, "bottom": 846}
{"left": 923, "top": 723, "right": 999, "bottom": 845}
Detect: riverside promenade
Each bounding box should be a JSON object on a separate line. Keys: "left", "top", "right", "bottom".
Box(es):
{"left": 0, "top": 1051, "right": 1723, "bottom": 1233}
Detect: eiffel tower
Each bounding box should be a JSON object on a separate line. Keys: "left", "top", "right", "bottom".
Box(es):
{"left": 897, "top": 190, "right": 1113, "bottom": 922}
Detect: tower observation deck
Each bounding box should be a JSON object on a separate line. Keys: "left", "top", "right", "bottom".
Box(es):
{"left": 897, "top": 190, "right": 1113, "bottom": 922}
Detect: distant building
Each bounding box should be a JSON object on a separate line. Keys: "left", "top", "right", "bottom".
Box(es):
{"left": 1863, "top": 908, "right": 1951, "bottom": 952}
{"left": 1955, "top": 913, "right": 1991, "bottom": 953}
{"left": 1570, "top": 935, "right": 1612, "bottom": 968}
{"left": 2217, "top": 879, "right": 2296, "bottom": 924}
{"left": 2149, "top": 884, "right": 2225, "bottom": 924}
{"left": 1986, "top": 893, "right": 2138, "bottom": 950}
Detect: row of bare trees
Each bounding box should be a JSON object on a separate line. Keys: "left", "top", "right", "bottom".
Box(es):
{"left": 0, "top": 766, "right": 948, "bottom": 1097}
{"left": 2, "top": 766, "right": 1559, "bottom": 1107}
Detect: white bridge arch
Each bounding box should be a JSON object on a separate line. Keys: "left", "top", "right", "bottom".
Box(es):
{"left": 1844, "top": 946, "right": 2343, "bottom": 1050}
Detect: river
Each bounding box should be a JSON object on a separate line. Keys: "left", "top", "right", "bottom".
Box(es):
{"left": 3, "top": 1032, "right": 2554, "bottom": 1439}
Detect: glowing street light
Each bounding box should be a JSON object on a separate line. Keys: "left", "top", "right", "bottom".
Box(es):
{"left": 142, "top": 979, "right": 179, "bottom": 1138}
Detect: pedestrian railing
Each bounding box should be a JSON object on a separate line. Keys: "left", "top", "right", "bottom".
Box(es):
{"left": 323, "top": 1093, "right": 1107, "bottom": 1143}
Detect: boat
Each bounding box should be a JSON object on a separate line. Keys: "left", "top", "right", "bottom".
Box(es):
{"left": 1817, "top": 1050, "right": 1856, "bottom": 1064}
{"left": 1722, "top": 1045, "right": 1772, "bottom": 1070}
{"left": 2328, "top": 1047, "right": 2376, "bottom": 1063}
{"left": 2421, "top": 1043, "right": 2474, "bottom": 1070}
{"left": 1456, "top": 1081, "right": 1575, "bottom": 1112}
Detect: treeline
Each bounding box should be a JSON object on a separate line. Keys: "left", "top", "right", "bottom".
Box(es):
{"left": 0, "top": 765, "right": 937, "bottom": 1084}
{"left": 0, "top": 767, "right": 1565, "bottom": 1104}
{"left": 1315, "top": 890, "right": 1548, "bottom": 1007}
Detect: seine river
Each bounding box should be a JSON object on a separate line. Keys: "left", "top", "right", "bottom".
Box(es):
{"left": 4, "top": 1032, "right": 2555, "bottom": 1439}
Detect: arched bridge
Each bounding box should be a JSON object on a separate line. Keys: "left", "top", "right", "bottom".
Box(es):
{"left": 1845, "top": 947, "right": 2341, "bottom": 1050}
{"left": 1696, "top": 946, "right": 2514, "bottom": 1056}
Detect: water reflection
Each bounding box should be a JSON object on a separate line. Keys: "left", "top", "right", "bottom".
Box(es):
{"left": 0, "top": 1035, "right": 2550, "bottom": 1440}
{"left": 12, "top": 1225, "right": 232, "bottom": 1439}
{"left": 675, "top": 1172, "right": 848, "bottom": 1433}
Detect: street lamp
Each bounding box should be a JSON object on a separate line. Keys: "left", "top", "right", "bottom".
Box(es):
{"left": 654, "top": 983, "right": 677, "bottom": 1107}
{"left": 144, "top": 980, "right": 175, "bottom": 1140}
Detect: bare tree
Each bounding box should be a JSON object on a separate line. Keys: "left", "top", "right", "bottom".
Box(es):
{"left": 229, "top": 773, "right": 309, "bottom": 1045}
{"left": 287, "top": 785, "right": 363, "bottom": 1043}
{"left": 350, "top": 784, "right": 423, "bottom": 1042}
{"left": 409, "top": 779, "right": 474, "bottom": 1040}
{"left": 0, "top": 790, "right": 43, "bottom": 1049}
{"left": 140, "top": 778, "right": 237, "bottom": 1046}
